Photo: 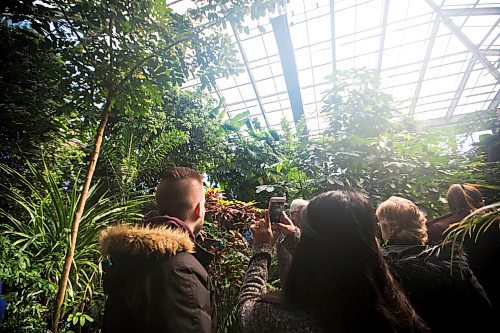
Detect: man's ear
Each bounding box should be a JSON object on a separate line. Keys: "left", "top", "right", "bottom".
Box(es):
{"left": 194, "top": 201, "right": 202, "bottom": 219}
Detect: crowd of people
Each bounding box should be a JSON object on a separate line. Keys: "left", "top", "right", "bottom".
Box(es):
{"left": 99, "top": 166, "right": 499, "bottom": 332}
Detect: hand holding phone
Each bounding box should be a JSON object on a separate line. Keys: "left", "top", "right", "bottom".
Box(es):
{"left": 268, "top": 197, "right": 286, "bottom": 224}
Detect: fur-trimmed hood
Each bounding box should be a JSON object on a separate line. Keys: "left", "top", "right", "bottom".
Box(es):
{"left": 100, "top": 224, "right": 195, "bottom": 257}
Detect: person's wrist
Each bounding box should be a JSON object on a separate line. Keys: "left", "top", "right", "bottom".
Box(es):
{"left": 253, "top": 237, "right": 273, "bottom": 245}
{"left": 253, "top": 242, "right": 273, "bottom": 255}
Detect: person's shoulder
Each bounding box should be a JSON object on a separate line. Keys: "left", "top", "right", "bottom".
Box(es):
{"left": 166, "top": 251, "right": 210, "bottom": 282}
{"left": 427, "top": 211, "right": 468, "bottom": 227}
{"left": 167, "top": 250, "right": 204, "bottom": 268}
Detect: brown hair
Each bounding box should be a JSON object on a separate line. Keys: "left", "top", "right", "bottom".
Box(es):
{"left": 446, "top": 184, "right": 484, "bottom": 213}
{"left": 264, "top": 191, "right": 429, "bottom": 333}
{"left": 155, "top": 167, "right": 203, "bottom": 221}
{"left": 376, "top": 196, "right": 428, "bottom": 245}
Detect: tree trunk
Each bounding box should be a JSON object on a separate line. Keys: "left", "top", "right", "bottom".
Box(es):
{"left": 52, "top": 92, "right": 115, "bottom": 332}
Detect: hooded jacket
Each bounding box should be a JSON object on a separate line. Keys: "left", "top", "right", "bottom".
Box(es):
{"left": 100, "top": 216, "right": 216, "bottom": 333}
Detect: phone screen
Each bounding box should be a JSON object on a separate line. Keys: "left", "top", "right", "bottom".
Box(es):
{"left": 269, "top": 200, "right": 285, "bottom": 224}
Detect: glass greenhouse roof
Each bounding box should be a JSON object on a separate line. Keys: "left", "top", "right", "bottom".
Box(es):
{"left": 172, "top": 0, "right": 500, "bottom": 135}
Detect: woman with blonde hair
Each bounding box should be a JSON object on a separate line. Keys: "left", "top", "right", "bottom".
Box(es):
{"left": 376, "top": 196, "right": 493, "bottom": 332}
{"left": 376, "top": 196, "right": 428, "bottom": 245}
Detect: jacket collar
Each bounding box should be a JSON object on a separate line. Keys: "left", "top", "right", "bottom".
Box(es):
{"left": 100, "top": 215, "right": 214, "bottom": 268}
{"left": 142, "top": 214, "right": 214, "bottom": 266}
{"left": 143, "top": 214, "right": 195, "bottom": 239}
{"left": 100, "top": 223, "right": 195, "bottom": 257}
{"left": 382, "top": 244, "right": 429, "bottom": 259}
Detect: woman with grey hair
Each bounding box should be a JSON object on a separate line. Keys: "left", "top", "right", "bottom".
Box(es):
{"left": 276, "top": 199, "right": 308, "bottom": 284}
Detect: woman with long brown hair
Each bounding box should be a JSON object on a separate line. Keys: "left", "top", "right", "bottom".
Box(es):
{"left": 426, "top": 184, "right": 484, "bottom": 243}
{"left": 237, "top": 190, "right": 428, "bottom": 333}
{"left": 427, "top": 184, "right": 500, "bottom": 318}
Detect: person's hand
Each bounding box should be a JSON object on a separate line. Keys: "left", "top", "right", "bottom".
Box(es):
{"left": 250, "top": 211, "right": 274, "bottom": 245}
{"left": 274, "top": 211, "right": 296, "bottom": 235}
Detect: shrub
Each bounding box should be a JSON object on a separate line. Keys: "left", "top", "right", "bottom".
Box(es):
{"left": 203, "top": 188, "right": 263, "bottom": 333}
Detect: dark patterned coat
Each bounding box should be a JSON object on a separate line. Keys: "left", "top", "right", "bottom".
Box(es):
{"left": 383, "top": 244, "right": 494, "bottom": 333}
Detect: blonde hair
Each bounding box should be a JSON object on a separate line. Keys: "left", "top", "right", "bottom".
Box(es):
{"left": 376, "top": 196, "right": 428, "bottom": 245}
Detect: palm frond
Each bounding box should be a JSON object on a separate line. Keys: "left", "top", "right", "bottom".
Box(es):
{"left": 444, "top": 201, "right": 500, "bottom": 263}
{"left": 0, "top": 160, "right": 152, "bottom": 314}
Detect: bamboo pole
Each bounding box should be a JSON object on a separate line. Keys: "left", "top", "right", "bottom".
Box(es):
{"left": 52, "top": 92, "right": 115, "bottom": 332}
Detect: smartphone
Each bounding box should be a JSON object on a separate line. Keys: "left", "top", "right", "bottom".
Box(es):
{"left": 268, "top": 197, "right": 286, "bottom": 224}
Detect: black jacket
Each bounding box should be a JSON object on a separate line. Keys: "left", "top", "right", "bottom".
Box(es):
{"left": 100, "top": 218, "right": 216, "bottom": 333}
{"left": 383, "top": 244, "right": 493, "bottom": 333}
{"left": 427, "top": 212, "right": 500, "bottom": 315}
{"left": 426, "top": 211, "right": 469, "bottom": 244}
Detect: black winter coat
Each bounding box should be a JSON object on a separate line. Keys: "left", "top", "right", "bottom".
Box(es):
{"left": 100, "top": 219, "right": 216, "bottom": 333}
{"left": 383, "top": 244, "right": 493, "bottom": 333}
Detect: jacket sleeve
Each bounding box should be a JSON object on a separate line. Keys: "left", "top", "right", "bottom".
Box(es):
{"left": 281, "top": 227, "right": 301, "bottom": 255}
{"left": 237, "top": 243, "right": 272, "bottom": 332}
{"left": 162, "top": 255, "right": 215, "bottom": 333}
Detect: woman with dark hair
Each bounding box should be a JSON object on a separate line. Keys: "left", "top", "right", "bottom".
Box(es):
{"left": 237, "top": 190, "right": 428, "bottom": 333}
{"left": 426, "top": 184, "right": 484, "bottom": 243}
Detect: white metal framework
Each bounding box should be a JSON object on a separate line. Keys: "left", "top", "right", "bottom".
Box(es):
{"left": 173, "top": 0, "right": 500, "bottom": 135}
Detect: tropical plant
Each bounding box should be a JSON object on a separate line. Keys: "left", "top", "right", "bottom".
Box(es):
{"left": 4, "top": 1, "right": 277, "bottom": 328}
{"left": 0, "top": 23, "right": 88, "bottom": 215}
{"left": 0, "top": 24, "right": 69, "bottom": 168}
{"left": 211, "top": 116, "right": 286, "bottom": 204}
{"left": 444, "top": 200, "right": 500, "bottom": 264}
{"left": 98, "top": 89, "right": 230, "bottom": 194}
{"left": 0, "top": 232, "right": 56, "bottom": 332}
{"left": 247, "top": 69, "right": 497, "bottom": 218}
{"left": 0, "top": 161, "right": 151, "bottom": 331}
{"left": 203, "top": 188, "right": 263, "bottom": 333}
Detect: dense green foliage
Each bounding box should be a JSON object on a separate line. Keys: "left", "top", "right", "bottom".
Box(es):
{"left": 216, "top": 70, "right": 499, "bottom": 216}
{"left": 0, "top": 162, "right": 149, "bottom": 331}
{"left": 1, "top": 1, "right": 498, "bottom": 332}
{"left": 203, "top": 188, "right": 263, "bottom": 332}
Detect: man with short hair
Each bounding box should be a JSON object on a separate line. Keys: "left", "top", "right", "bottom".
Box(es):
{"left": 100, "top": 166, "right": 216, "bottom": 333}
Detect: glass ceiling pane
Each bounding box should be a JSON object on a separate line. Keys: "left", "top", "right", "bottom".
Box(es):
{"left": 176, "top": 0, "right": 499, "bottom": 134}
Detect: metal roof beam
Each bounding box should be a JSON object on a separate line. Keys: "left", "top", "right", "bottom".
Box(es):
{"left": 445, "top": 57, "right": 476, "bottom": 120}
{"left": 229, "top": 25, "right": 271, "bottom": 130}
{"left": 271, "top": 14, "right": 305, "bottom": 125}
{"left": 422, "top": 112, "right": 492, "bottom": 129}
{"left": 409, "top": 17, "right": 440, "bottom": 115}
{"left": 481, "top": 49, "right": 500, "bottom": 56}
{"left": 423, "top": 0, "right": 500, "bottom": 81}
{"left": 377, "top": 0, "right": 390, "bottom": 77}
{"left": 489, "top": 90, "right": 500, "bottom": 134}
{"left": 441, "top": 7, "right": 500, "bottom": 16}
{"left": 487, "top": 89, "right": 500, "bottom": 113}
{"left": 329, "top": 0, "right": 337, "bottom": 72}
